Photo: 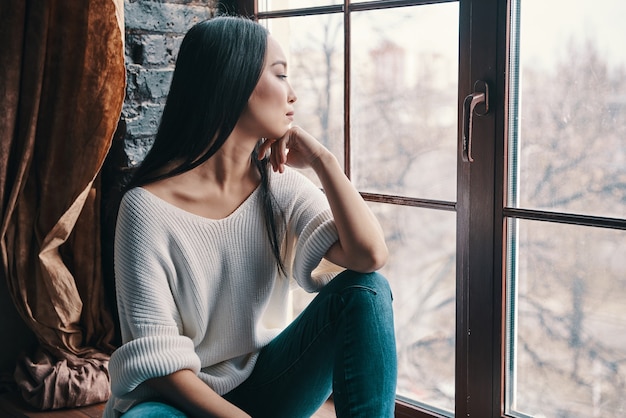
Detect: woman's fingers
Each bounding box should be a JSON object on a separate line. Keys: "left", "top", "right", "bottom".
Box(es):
{"left": 257, "top": 138, "right": 282, "bottom": 172}
{"left": 263, "top": 131, "right": 290, "bottom": 173}
{"left": 258, "top": 127, "right": 323, "bottom": 172}
{"left": 257, "top": 138, "right": 274, "bottom": 160}
{"left": 277, "top": 134, "right": 289, "bottom": 172}
{"left": 271, "top": 144, "right": 281, "bottom": 172}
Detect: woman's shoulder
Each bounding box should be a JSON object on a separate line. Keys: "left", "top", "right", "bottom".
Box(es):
{"left": 117, "top": 187, "right": 177, "bottom": 229}
{"left": 119, "top": 187, "right": 157, "bottom": 212}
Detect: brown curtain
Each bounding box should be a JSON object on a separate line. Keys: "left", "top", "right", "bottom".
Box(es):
{"left": 0, "top": 0, "right": 125, "bottom": 410}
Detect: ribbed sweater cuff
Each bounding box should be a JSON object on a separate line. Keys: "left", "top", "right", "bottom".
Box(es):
{"left": 109, "top": 334, "right": 201, "bottom": 397}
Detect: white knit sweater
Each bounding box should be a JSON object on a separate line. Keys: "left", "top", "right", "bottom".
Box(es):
{"left": 104, "top": 168, "right": 339, "bottom": 417}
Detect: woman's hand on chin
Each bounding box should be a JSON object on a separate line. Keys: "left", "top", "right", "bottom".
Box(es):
{"left": 258, "top": 126, "right": 328, "bottom": 173}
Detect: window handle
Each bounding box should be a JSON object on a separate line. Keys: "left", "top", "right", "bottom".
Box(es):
{"left": 462, "top": 80, "right": 489, "bottom": 162}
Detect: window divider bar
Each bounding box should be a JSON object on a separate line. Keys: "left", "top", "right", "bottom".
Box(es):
{"left": 360, "top": 192, "right": 457, "bottom": 211}
{"left": 344, "top": 0, "right": 351, "bottom": 178}
{"left": 256, "top": 0, "right": 455, "bottom": 17}
{"left": 503, "top": 207, "right": 626, "bottom": 230}
{"left": 257, "top": 4, "right": 343, "bottom": 19}
{"left": 349, "top": 0, "right": 456, "bottom": 13}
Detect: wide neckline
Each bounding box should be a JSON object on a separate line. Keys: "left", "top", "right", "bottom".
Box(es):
{"left": 134, "top": 184, "right": 261, "bottom": 222}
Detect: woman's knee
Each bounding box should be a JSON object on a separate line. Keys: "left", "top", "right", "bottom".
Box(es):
{"left": 334, "top": 272, "right": 396, "bottom": 350}
{"left": 333, "top": 270, "right": 393, "bottom": 300}
{"left": 327, "top": 271, "right": 394, "bottom": 324}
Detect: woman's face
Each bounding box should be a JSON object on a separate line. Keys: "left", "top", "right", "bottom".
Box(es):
{"left": 238, "top": 35, "right": 297, "bottom": 140}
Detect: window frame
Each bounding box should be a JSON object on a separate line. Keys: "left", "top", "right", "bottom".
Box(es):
{"left": 455, "top": 0, "right": 508, "bottom": 417}
{"left": 221, "top": 0, "right": 626, "bottom": 416}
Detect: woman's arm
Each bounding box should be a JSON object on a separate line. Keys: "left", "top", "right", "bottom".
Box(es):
{"left": 260, "top": 126, "right": 388, "bottom": 272}
{"left": 146, "top": 369, "right": 251, "bottom": 418}
{"left": 310, "top": 149, "right": 388, "bottom": 272}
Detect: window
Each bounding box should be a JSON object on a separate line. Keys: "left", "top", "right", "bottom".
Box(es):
{"left": 504, "top": 1, "right": 626, "bottom": 416}
{"left": 228, "top": 0, "right": 626, "bottom": 416}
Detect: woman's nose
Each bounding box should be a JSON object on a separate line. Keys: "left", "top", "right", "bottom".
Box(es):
{"left": 288, "top": 84, "right": 297, "bottom": 104}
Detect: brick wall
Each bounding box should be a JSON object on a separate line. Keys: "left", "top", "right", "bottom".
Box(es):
{"left": 122, "top": 0, "right": 218, "bottom": 166}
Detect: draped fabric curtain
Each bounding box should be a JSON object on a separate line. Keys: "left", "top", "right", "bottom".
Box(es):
{"left": 0, "top": 0, "right": 125, "bottom": 409}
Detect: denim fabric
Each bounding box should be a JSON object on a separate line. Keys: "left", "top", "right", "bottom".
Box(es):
{"left": 225, "top": 270, "right": 397, "bottom": 418}
{"left": 122, "top": 270, "right": 397, "bottom": 418}
{"left": 121, "top": 401, "right": 187, "bottom": 417}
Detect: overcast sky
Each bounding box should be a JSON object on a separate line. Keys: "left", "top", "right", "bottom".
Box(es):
{"left": 518, "top": 0, "right": 625, "bottom": 69}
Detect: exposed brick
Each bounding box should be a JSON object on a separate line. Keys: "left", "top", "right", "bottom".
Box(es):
{"left": 124, "top": 135, "right": 156, "bottom": 167}
{"left": 124, "top": 102, "right": 165, "bottom": 138}
{"left": 125, "top": 1, "right": 213, "bottom": 33}
{"left": 138, "top": 33, "right": 184, "bottom": 66}
{"left": 122, "top": 0, "right": 218, "bottom": 167}
{"left": 140, "top": 67, "right": 175, "bottom": 100}
{"left": 125, "top": 64, "right": 142, "bottom": 102}
{"left": 126, "top": 65, "right": 174, "bottom": 102}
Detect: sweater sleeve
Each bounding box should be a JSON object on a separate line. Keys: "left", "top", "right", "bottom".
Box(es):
{"left": 279, "top": 170, "right": 341, "bottom": 292}
{"left": 109, "top": 190, "right": 201, "bottom": 398}
{"left": 292, "top": 208, "right": 340, "bottom": 292}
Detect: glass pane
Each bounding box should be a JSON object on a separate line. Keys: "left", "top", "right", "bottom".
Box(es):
{"left": 508, "top": 0, "right": 626, "bottom": 218}
{"left": 258, "top": 0, "right": 342, "bottom": 13}
{"left": 260, "top": 15, "right": 344, "bottom": 185}
{"left": 377, "top": 203, "right": 455, "bottom": 413}
{"left": 351, "top": 3, "right": 459, "bottom": 201}
{"left": 505, "top": 219, "right": 626, "bottom": 417}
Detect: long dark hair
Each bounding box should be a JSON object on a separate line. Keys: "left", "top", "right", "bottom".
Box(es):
{"left": 124, "top": 16, "right": 285, "bottom": 273}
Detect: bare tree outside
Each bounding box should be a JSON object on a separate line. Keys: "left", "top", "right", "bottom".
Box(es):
{"left": 507, "top": 29, "right": 626, "bottom": 418}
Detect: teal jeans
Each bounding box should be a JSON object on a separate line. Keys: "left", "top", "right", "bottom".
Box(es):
{"left": 122, "top": 270, "right": 397, "bottom": 418}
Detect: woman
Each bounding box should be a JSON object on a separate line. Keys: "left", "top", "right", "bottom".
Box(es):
{"left": 105, "top": 15, "right": 397, "bottom": 418}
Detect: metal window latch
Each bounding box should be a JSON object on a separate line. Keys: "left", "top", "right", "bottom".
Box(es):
{"left": 462, "top": 80, "right": 489, "bottom": 162}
